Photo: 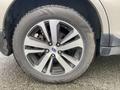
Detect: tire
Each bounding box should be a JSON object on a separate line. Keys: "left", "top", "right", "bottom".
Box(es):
{"left": 13, "top": 5, "right": 95, "bottom": 83}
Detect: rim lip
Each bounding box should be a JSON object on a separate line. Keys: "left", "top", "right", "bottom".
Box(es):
{"left": 23, "top": 19, "right": 85, "bottom": 76}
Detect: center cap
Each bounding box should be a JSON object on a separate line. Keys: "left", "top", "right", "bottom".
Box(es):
{"left": 52, "top": 47, "right": 56, "bottom": 53}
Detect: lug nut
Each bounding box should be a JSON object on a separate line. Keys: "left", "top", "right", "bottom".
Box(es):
{"left": 56, "top": 43, "right": 60, "bottom": 47}
{"left": 58, "top": 51, "right": 62, "bottom": 54}
{"left": 45, "top": 49, "right": 49, "bottom": 53}
{"left": 51, "top": 54, "right": 55, "bottom": 57}
{"left": 49, "top": 42, "right": 52, "bottom": 46}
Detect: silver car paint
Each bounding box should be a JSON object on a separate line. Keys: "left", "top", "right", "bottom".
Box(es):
{"left": 0, "top": 0, "right": 120, "bottom": 47}
{"left": 0, "top": 0, "right": 13, "bottom": 30}
{"left": 100, "top": 0, "right": 120, "bottom": 46}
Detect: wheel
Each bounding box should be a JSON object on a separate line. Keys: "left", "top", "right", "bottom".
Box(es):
{"left": 13, "top": 5, "right": 95, "bottom": 83}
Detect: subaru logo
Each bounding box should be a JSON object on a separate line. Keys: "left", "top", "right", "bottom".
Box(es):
{"left": 52, "top": 48, "right": 56, "bottom": 52}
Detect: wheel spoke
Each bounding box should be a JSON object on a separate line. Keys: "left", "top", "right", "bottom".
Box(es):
{"left": 58, "top": 39, "right": 83, "bottom": 51}
{"left": 61, "top": 29, "right": 78, "bottom": 44}
{"left": 61, "top": 53, "right": 79, "bottom": 66}
{"left": 24, "top": 36, "right": 49, "bottom": 49}
{"left": 34, "top": 53, "right": 51, "bottom": 72}
{"left": 46, "top": 57, "right": 53, "bottom": 75}
{"left": 25, "top": 49, "right": 45, "bottom": 56}
{"left": 37, "top": 22, "right": 50, "bottom": 42}
{"left": 56, "top": 54, "right": 72, "bottom": 73}
{"left": 49, "top": 20, "right": 60, "bottom": 45}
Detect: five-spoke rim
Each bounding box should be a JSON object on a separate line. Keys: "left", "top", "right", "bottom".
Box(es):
{"left": 24, "top": 19, "right": 84, "bottom": 76}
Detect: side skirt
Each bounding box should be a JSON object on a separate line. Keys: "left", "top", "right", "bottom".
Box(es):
{"left": 100, "top": 46, "right": 120, "bottom": 56}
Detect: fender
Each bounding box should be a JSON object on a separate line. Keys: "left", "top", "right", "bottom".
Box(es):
{"left": 0, "top": 0, "right": 109, "bottom": 47}
{"left": 89, "top": 0, "right": 109, "bottom": 46}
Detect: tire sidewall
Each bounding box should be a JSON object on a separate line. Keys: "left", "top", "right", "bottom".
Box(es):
{"left": 13, "top": 5, "right": 95, "bottom": 83}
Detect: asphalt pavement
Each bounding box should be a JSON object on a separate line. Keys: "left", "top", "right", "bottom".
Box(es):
{"left": 0, "top": 53, "right": 120, "bottom": 90}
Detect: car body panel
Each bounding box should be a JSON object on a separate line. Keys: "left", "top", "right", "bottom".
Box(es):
{"left": 0, "top": 0, "right": 14, "bottom": 30}
{"left": 90, "top": 0, "right": 110, "bottom": 46}
{"left": 100, "top": 0, "right": 120, "bottom": 46}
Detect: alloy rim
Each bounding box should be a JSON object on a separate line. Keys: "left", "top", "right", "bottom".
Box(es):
{"left": 24, "top": 19, "right": 84, "bottom": 76}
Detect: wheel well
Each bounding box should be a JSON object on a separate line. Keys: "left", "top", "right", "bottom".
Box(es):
{"left": 3, "top": 0, "right": 101, "bottom": 55}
